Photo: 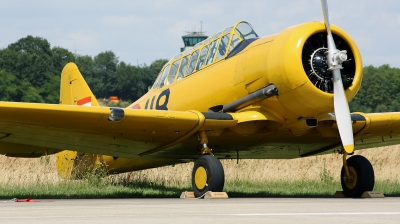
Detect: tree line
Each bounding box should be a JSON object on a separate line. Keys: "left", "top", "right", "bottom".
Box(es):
{"left": 350, "top": 64, "right": 400, "bottom": 112}
{"left": 0, "top": 35, "right": 167, "bottom": 104}
{"left": 0, "top": 35, "right": 400, "bottom": 113}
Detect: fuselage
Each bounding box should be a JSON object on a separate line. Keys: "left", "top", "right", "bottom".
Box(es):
{"left": 99, "top": 21, "right": 363, "bottom": 174}
{"left": 129, "top": 21, "right": 362, "bottom": 130}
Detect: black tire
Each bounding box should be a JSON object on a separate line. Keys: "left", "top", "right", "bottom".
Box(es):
{"left": 340, "top": 155, "right": 374, "bottom": 197}
{"left": 191, "top": 155, "right": 225, "bottom": 197}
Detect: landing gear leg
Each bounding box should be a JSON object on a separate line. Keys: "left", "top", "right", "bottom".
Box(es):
{"left": 341, "top": 153, "right": 375, "bottom": 197}
{"left": 198, "top": 131, "right": 214, "bottom": 155}
{"left": 191, "top": 131, "right": 225, "bottom": 197}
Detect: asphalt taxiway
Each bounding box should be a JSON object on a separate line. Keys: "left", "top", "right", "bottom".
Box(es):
{"left": 1, "top": 197, "right": 400, "bottom": 223}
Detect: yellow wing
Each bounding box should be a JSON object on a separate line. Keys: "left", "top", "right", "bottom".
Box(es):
{"left": 300, "top": 112, "right": 400, "bottom": 157}
{"left": 0, "top": 102, "right": 236, "bottom": 158}
{"left": 352, "top": 112, "right": 400, "bottom": 149}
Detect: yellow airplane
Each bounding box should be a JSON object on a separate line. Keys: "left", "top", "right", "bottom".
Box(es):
{"left": 0, "top": 0, "right": 397, "bottom": 198}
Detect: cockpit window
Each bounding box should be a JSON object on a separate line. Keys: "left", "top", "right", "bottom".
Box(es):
{"left": 193, "top": 42, "right": 202, "bottom": 50}
{"left": 173, "top": 53, "right": 182, "bottom": 60}
{"left": 212, "top": 31, "right": 222, "bottom": 39}
{"left": 151, "top": 72, "right": 162, "bottom": 89}
{"left": 177, "top": 56, "right": 189, "bottom": 81}
{"left": 216, "top": 34, "right": 230, "bottom": 60}
{"left": 223, "top": 26, "right": 232, "bottom": 34}
{"left": 203, "top": 38, "right": 211, "bottom": 45}
{"left": 186, "top": 50, "right": 199, "bottom": 76}
{"left": 196, "top": 45, "right": 210, "bottom": 71}
{"left": 165, "top": 59, "right": 181, "bottom": 85}
{"left": 228, "top": 34, "right": 240, "bottom": 54}
{"left": 235, "top": 22, "right": 258, "bottom": 40}
{"left": 205, "top": 39, "right": 219, "bottom": 66}
{"left": 158, "top": 64, "right": 170, "bottom": 88}
{"left": 183, "top": 47, "right": 193, "bottom": 55}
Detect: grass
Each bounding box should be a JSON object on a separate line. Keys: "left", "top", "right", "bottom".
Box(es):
{"left": 97, "top": 99, "right": 132, "bottom": 108}
{"left": 1, "top": 145, "right": 400, "bottom": 198}
{"left": 0, "top": 181, "right": 187, "bottom": 199}
{"left": 1, "top": 179, "right": 399, "bottom": 199}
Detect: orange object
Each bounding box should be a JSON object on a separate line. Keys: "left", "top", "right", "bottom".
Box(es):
{"left": 109, "top": 96, "right": 119, "bottom": 103}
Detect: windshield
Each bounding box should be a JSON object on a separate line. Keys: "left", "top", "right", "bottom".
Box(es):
{"left": 235, "top": 22, "right": 258, "bottom": 40}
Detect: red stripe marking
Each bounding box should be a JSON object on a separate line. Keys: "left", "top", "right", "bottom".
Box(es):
{"left": 77, "top": 97, "right": 91, "bottom": 106}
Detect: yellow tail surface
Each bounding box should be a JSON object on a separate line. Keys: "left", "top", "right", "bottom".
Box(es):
{"left": 56, "top": 62, "right": 101, "bottom": 178}
{"left": 59, "top": 62, "right": 100, "bottom": 106}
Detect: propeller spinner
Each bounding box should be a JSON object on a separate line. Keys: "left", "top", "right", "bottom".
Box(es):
{"left": 320, "top": 0, "right": 354, "bottom": 153}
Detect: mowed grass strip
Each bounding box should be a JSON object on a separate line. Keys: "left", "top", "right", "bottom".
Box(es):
{"left": 1, "top": 145, "right": 400, "bottom": 198}
{"left": 1, "top": 179, "right": 399, "bottom": 199}
{"left": 0, "top": 181, "right": 186, "bottom": 199}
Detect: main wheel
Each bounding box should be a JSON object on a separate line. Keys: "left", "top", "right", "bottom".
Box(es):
{"left": 340, "top": 155, "right": 374, "bottom": 197}
{"left": 192, "top": 155, "right": 225, "bottom": 197}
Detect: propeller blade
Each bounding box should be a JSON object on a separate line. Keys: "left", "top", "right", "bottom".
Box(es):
{"left": 320, "top": 0, "right": 354, "bottom": 153}
{"left": 332, "top": 70, "right": 354, "bottom": 153}
{"left": 320, "top": 0, "right": 332, "bottom": 36}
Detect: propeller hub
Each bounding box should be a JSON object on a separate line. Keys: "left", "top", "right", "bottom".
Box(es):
{"left": 326, "top": 49, "right": 348, "bottom": 69}
{"left": 333, "top": 50, "right": 348, "bottom": 65}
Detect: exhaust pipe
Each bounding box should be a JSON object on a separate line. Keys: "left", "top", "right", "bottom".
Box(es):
{"left": 209, "top": 84, "right": 278, "bottom": 113}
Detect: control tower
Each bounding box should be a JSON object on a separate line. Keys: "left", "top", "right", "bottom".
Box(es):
{"left": 181, "top": 31, "right": 208, "bottom": 52}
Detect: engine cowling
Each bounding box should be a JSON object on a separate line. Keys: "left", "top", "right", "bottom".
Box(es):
{"left": 266, "top": 22, "right": 362, "bottom": 118}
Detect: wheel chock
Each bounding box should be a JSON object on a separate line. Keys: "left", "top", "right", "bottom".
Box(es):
{"left": 180, "top": 191, "right": 229, "bottom": 199}
{"left": 361, "top": 191, "right": 385, "bottom": 198}
{"left": 204, "top": 191, "right": 229, "bottom": 199}
{"left": 334, "top": 191, "right": 346, "bottom": 198}
{"left": 180, "top": 191, "right": 195, "bottom": 199}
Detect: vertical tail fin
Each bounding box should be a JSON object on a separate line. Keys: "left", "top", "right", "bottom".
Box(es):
{"left": 59, "top": 62, "right": 99, "bottom": 106}
{"left": 57, "top": 62, "right": 102, "bottom": 178}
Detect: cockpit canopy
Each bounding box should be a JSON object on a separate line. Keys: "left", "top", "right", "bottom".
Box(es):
{"left": 151, "top": 21, "right": 258, "bottom": 89}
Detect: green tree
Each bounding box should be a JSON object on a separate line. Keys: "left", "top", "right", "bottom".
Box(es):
{"left": 0, "top": 35, "right": 169, "bottom": 103}
{"left": 114, "top": 61, "right": 137, "bottom": 101}
{"left": 350, "top": 65, "right": 400, "bottom": 112}
{"left": 52, "top": 46, "right": 75, "bottom": 73}
{"left": 0, "top": 70, "right": 19, "bottom": 101}
{"left": 90, "top": 51, "right": 119, "bottom": 98}
{"left": 0, "top": 36, "right": 62, "bottom": 103}
{"left": 5, "top": 36, "right": 55, "bottom": 87}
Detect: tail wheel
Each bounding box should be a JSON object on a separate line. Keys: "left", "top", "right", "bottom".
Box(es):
{"left": 341, "top": 155, "right": 374, "bottom": 197}
{"left": 191, "top": 155, "right": 225, "bottom": 197}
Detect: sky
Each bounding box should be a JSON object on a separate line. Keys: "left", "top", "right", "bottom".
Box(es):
{"left": 1, "top": 0, "right": 399, "bottom": 68}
